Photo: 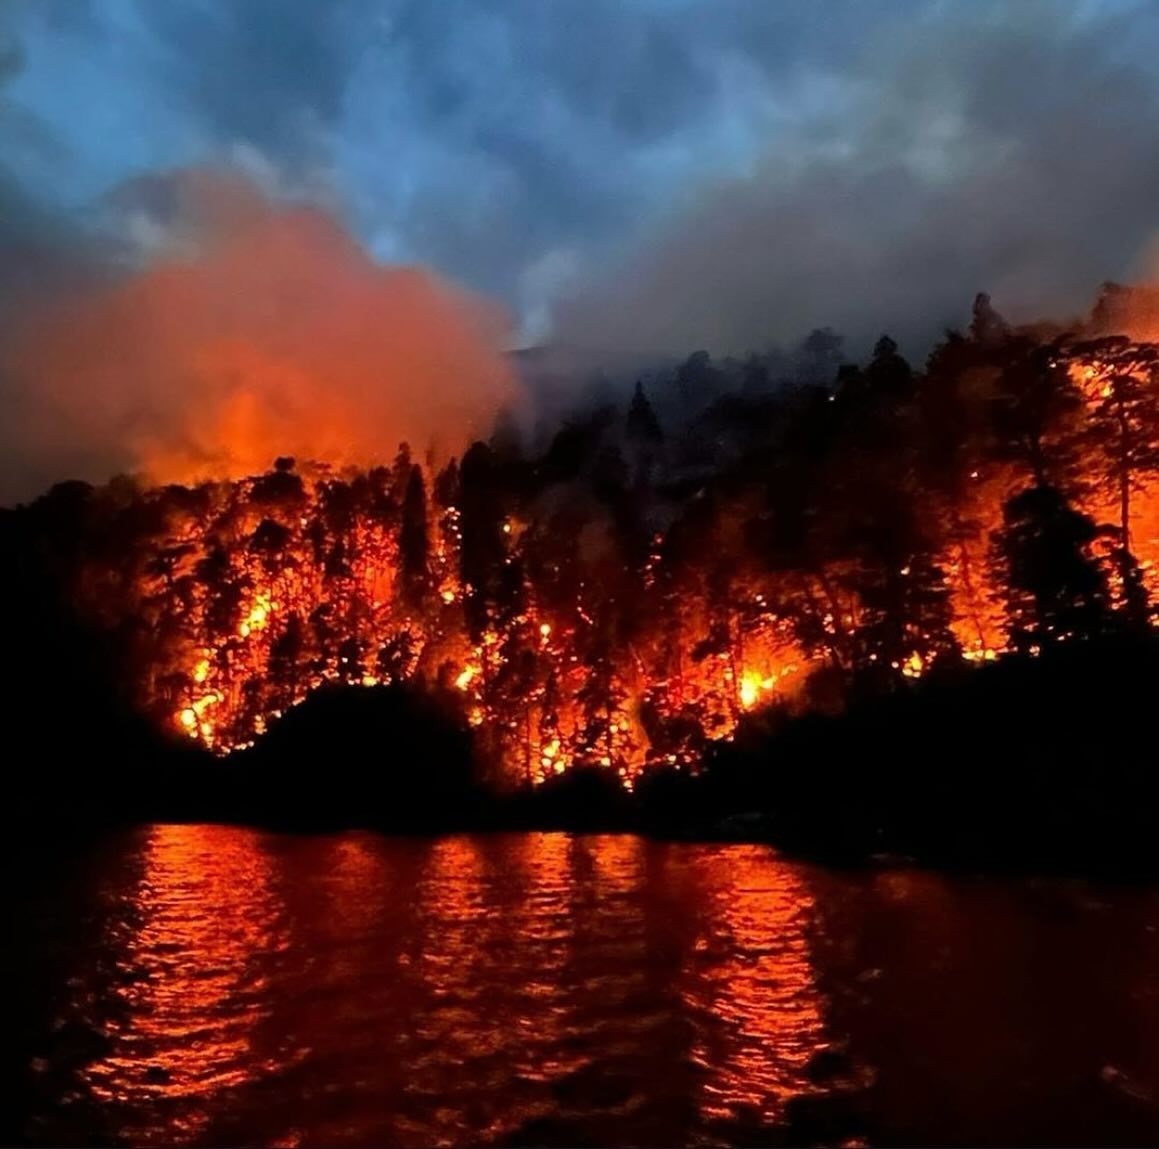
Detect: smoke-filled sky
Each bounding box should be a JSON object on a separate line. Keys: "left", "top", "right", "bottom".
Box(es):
{"left": 0, "top": 0, "right": 1157, "bottom": 497}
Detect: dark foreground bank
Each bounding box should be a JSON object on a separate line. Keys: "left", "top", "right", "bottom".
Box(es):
{"left": 13, "top": 636, "right": 1159, "bottom": 879}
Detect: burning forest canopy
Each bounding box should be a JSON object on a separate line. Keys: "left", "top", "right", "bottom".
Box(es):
{"left": 12, "top": 284, "right": 1159, "bottom": 792}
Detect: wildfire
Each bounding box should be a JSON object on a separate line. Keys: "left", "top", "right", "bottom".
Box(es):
{"left": 52, "top": 314, "right": 1159, "bottom": 794}
{"left": 179, "top": 691, "right": 223, "bottom": 745}
{"left": 739, "top": 670, "right": 782, "bottom": 710}
{"left": 239, "top": 593, "right": 273, "bottom": 639}
{"left": 123, "top": 446, "right": 881, "bottom": 786}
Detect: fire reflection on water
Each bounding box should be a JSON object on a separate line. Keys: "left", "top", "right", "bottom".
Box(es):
{"left": 79, "top": 824, "right": 297, "bottom": 1145}
{"left": 29, "top": 826, "right": 1159, "bottom": 1147}
{"left": 682, "top": 849, "right": 826, "bottom": 1126}
{"left": 44, "top": 829, "right": 831, "bottom": 1147}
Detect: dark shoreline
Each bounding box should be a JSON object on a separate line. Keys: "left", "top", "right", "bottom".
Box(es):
{"left": 17, "top": 634, "right": 1159, "bottom": 887}
{"left": 21, "top": 793, "right": 1159, "bottom": 889}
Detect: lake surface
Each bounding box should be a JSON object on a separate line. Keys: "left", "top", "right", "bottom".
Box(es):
{"left": 11, "top": 827, "right": 1159, "bottom": 1147}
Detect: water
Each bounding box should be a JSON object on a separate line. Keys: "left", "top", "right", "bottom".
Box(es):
{"left": 11, "top": 827, "right": 1159, "bottom": 1147}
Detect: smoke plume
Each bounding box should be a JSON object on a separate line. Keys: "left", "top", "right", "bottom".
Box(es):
{"left": 550, "top": 1, "right": 1159, "bottom": 360}
{"left": 0, "top": 169, "right": 517, "bottom": 501}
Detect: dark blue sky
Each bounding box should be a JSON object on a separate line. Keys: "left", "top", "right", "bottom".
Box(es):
{"left": 3, "top": 0, "right": 1156, "bottom": 355}
{"left": 0, "top": 0, "right": 874, "bottom": 329}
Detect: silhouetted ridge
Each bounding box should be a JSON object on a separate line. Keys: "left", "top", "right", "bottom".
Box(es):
{"left": 236, "top": 683, "right": 476, "bottom": 829}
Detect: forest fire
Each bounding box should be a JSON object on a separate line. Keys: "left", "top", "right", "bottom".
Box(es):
{"left": 25, "top": 288, "right": 1159, "bottom": 791}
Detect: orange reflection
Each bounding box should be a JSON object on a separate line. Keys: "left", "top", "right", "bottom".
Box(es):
{"left": 420, "top": 835, "right": 489, "bottom": 930}
{"left": 319, "top": 831, "right": 394, "bottom": 936}
{"left": 681, "top": 846, "right": 828, "bottom": 1126}
{"left": 57, "top": 830, "right": 830, "bottom": 1147}
{"left": 81, "top": 824, "right": 292, "bottom": 1144}
{"left": 587, "top": 833, "right": 645, "bottom": 895}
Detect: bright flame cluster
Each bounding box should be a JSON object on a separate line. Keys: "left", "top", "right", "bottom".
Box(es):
{"left": 84, "top": 461, "right": 820, "bottom": 786}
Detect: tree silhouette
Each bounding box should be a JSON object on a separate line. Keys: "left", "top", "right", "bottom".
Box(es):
{"left": 674, "top": 349, "right": 720, "bottom": 412}
{"left": 996, "top": 484, "right": 1112, "bottom": 652}
{"left": 398, "top": 464, "right": 430, "bottom": 609}
{"left": 799, "top": 327, "right": 845, "bottom": 385}
{"left": 990, "top": 339, "right": 1083, "bottom": 487}
{"left": 864, "top": 334, "right": 913, "bottom": 399}
{"left": 969, "top": 291, "right": 1010, "bottom": 345}
{"left": 627, "top": 380, "right": 663, "bottom": 445}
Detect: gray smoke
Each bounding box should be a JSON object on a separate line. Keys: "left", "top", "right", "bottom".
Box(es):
{"left": 550, "top": 0, "right": 1159, "bottom": 360}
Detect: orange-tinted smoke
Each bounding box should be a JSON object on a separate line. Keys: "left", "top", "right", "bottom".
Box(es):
{"left": 6, "top": 171, "right": 519, "bottom": 488}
